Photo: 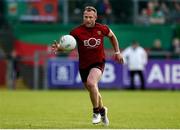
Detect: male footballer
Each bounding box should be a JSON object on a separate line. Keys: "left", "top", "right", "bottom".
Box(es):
{"left": 52, "top": 6, "right": 124, "bottom": 126}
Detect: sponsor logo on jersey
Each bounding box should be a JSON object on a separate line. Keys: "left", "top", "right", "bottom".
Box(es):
{"left": 84, "top": 38, "right": 101, "bottom": 48}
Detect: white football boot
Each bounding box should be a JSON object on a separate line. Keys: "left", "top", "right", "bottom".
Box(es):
{"left": 92, "top": 113, "right": 101, "bottom": 124}
{"left": 101, "top": 107, "right": 109, "bottom": 126}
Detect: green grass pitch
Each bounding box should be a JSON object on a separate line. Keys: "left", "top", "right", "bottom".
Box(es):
{"left": 0, "top": 90, "right": 180, "bottom": 129}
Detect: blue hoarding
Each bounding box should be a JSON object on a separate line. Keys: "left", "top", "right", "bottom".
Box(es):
{"left": 47, "top": 58, "right": 123, "bottom": 89}
{"left": 47, "top": 58, "right": 180, "bottom": 89}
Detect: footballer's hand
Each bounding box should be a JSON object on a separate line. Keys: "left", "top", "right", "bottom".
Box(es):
{"left": 51, "top": 40, "right": 64, "bottom": 54}
{"left": 114, "top": 53, "right": 124, "bottom": 64}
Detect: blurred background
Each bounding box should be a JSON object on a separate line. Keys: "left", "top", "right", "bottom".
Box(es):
{"left": 0, "top": 0, "right": 180, "bottom": 90}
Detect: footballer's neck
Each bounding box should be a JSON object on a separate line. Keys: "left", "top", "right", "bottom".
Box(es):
{"left": 84, "top": 23, "right": 96, "bottom": 28}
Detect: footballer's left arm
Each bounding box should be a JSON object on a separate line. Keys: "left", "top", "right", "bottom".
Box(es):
{"left": 108, "top": 29, "right": 120, "bottom": 53}
{"left": 108, "top": 29, "right": 124, "bottom": 64}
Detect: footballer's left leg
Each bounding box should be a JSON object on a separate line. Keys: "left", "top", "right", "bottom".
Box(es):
{"left": 85, "top": 68, "right": 103, "bottom": 124}
{"left": 84, "top": 82, "right": 101, "bottom": 124}
{"left": 87, "top": 68, "right": 109, "bottom": 126}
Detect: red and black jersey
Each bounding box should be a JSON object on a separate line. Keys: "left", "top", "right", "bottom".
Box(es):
{"left": 70, "top": 23, "right": 110, "bottom": 69}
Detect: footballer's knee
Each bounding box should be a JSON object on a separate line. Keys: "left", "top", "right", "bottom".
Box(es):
{"left": 86, "top": 79, "right": 96, "bottom": 90}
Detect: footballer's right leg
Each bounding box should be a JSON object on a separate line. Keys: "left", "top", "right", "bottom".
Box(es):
{"left": 98, "top": 93, "right": 103, "bottom": 109}
{"left": 98, "top": 93, "right": 109, "bottom": 126}
{"left": 100, "top": 106, "right": 109, "bottom": 126}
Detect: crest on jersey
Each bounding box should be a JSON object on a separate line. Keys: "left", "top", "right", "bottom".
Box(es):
{"left": 97, "top": 31, "right": 101, "bottom": 35}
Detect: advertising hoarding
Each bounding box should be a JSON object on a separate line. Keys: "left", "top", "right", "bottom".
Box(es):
{"left": 48, "top": 58, "right": 180, "bottom": 89}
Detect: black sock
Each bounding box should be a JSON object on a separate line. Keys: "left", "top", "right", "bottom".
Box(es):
{"left": 93, "top": 107, "right": 99, "bottom": 114}
{"left": 99, "top": 107, "right": 105, "bottom": 116}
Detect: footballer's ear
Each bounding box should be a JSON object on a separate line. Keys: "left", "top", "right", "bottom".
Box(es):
{"left": 94, "top": 14, "right": 97, "bottom": 20}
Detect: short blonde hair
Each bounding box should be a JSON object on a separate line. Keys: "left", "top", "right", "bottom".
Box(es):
{"left": 84, "top": 6, "right": 97, "bottom": 14}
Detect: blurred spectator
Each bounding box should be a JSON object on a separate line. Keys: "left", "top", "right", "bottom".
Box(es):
{"left": 170, "top": 37, "right": 180, "bottom": 55}
{"left": 122, "top": 40, "right": 148, "bottom": 90}
{"left": 138, "top": 0, "right": 172, "bottom": 25}
{"left": 138, "top": 0, "right": 166, "bottom": 25}
{"left": 159, "top": 2, "right": 170, "bottom": 23}
{"left": 151, "top": 39, "right": 163, "bottom": 51}
{"left": 145, "top": 2, "right": 153, "bottom": 16}
{"left": 170, "top": 1, "right": 180, "bottom": 24}
{"left": 137, "top": 8, "right": 150, "bottom": 25}
{"left": 149, "top": 6, "right": 165, "bottom": 24}
{"left": 96, "top": 0, "right": 112, "bottom": 24}
{"left": 145, "top": 1, "right": 156, "bottom": 17}
{"left": 149, "top": 39, "right": 169, "bottom": 59}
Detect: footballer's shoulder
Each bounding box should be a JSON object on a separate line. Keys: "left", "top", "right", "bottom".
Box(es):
{"left": 95, "top": 22, "right": 109, "bottom": 27}
{"left": 95, "top": 23, "right": 110, "bottom": 31}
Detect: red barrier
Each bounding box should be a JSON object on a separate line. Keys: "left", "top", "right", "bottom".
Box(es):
{"left": 0, "top": 60, "right": 7, "bottom": 87}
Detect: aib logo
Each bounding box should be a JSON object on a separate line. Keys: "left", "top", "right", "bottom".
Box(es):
{"left": 84, "top": 38, "right": 101, "bottom": 48}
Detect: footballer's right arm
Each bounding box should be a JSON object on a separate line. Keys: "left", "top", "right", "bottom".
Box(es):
{"left": 51, "top": 40, "right": 64, "bottom": 54}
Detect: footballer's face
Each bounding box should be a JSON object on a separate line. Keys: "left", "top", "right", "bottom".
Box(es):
{"left": 83, "top": 10, "right": 97, "bottom": 28}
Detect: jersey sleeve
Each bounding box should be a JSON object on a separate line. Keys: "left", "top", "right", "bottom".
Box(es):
{"left": 101, "top": 24, "right": 110, "bottom": 36}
